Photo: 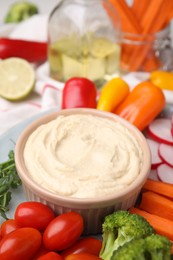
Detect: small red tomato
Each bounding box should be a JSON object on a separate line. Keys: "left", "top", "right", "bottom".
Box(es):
{"left": 0, "top": 227, "right": 42, "bottom": 260}
{"left": 15, "top": 201, "right": 55, "bottom": 231}
{"left": 61, "top": 237, "right": 102, "bottom": 258}
{"left": 0, "top": 219, "right": 20, "bottom": 238}
{"left": 37, "top": 251, "right": 63, "bottom": 260}
{"left": 32, "top": 245, "right": 49, "bottom": 259}
{"left": 43, "top": 212, "right": 84, "bottom": 251}
{"left": 65, "top": 253, "right": 102, "bottom": 260}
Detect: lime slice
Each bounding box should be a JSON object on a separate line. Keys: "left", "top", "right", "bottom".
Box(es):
{"left": 0, "top": 58, "right": 35, "bottom": 101}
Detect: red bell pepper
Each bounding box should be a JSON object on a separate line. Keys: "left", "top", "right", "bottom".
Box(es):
{"left": 0, "top": 38, "right": 47, "bottom": 63}
{"left": 62, "top": 77, "right": 97, "bottom": 109}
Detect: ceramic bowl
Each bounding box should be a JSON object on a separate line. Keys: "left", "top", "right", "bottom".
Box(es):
{"left": 15, "top": 108, "right": 151, "bottom": 234}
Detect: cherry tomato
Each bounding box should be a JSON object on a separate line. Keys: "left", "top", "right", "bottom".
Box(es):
{"left": 0, "top": 219, "right": 20, "bottom": 238}
{"left": 43, "top": 212, "right": 84, "bottom": 251}
{"left": 37, "top": 251, "right": 63, "bottom": 260}
{"left": 61, "top": 237, "right": 102, "bottom": 258}
{"left": 65, "top": 253, "right": 102, "bottom": 260}
{"left": 15, "top": 201, "right": 55, "bottom": 231}
{"left": 32, "top": 245, "right": 49, "bottom": 259}
{"left": 0, "top": 227, "right": 42, "bottom": 260}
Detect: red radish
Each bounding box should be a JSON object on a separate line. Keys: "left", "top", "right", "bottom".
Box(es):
{"left": 148, "top": 118, "right": 173, "bottom": 145}
{"left": 157, "top": 163, "right": 173, "bottom": 184}
{"left": 146, "top": 138, "right": 163, "bottom": 169}
{"left": 159, "top": 143, "right": 173, "bottom": 167}
{"left": 148, "top": 169, "right": 159, "bottom": 181}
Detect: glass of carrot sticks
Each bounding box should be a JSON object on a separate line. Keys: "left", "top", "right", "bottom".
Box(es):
{"left": 105, "top": 0, "right": 173, "bottom": 73}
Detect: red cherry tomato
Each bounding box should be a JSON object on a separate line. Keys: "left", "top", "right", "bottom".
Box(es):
{"left": 43, "top": 212, "right": 84, "bottom": 251}
{"left": 0, "top": 219, "right": 20, "bottom": 238}
{"left": 61, "top": 237, "right": 102, "bottom": 258}
{"left": 15, "top": 201, "right": 55, "bottom": 231}
{"left": 32, "top": 245, "right": 49, "bottom": 259}
{"left": 37, "top": 251, "right": 63, "bottom": 260}
{"left": 0, "top": 227, "right": 42, "bottom": 260}
{"left": 65, "top": 253, "right": 102, "bottom": 260}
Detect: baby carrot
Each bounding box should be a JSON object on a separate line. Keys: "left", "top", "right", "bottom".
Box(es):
{"left": 139, "top": 191, "right": 173, "bottom": 221}
{"left": 129, "top": 207, "right": 173, "bottom": 241}
{"left": 143, "top": 179, "right": 173, "bottom": 199}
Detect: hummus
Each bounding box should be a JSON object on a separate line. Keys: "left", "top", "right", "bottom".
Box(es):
{"left": 24, "top": 114, "right": 143, "bottom": 198}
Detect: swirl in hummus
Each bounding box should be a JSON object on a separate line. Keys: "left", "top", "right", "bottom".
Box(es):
{"left": 24, "top": 114, "right": 143, "bottom": 198}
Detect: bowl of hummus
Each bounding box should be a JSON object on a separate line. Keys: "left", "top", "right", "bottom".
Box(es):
{"left": 15, "top": 108, "right": 151, "bottom": 234}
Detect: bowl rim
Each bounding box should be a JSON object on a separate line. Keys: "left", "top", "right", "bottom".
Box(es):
{"left": 15, "top": 108, "right": 151, "bottom": 207}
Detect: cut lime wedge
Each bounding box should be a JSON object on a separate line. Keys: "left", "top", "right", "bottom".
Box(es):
{"left": 0, "top": 58, "right": 35, "bottom": 101}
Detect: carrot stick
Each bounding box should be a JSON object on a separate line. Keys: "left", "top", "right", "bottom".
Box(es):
{"left": 143, "top": 179, "right": 173, "bottom": 199}
{"left": 131, "top": 0, "right": 151, "bottom": 22}
{"left": 129, "top": 207, "right": 173, "bottom": 241}
{"left": 108, "top": 0, "right": 141, "bottom": 33}
{"left": 148, "top": 0, "right": 173, "bottom": 33}
{"left": 140, "top": 0, "right": 165, "bottom": 33}
{"left": 129, "top": 0, "right": 171, "bottom": 71}
{"left": 142, "top": 54, "right": 161, "bottom": 72}
{"left": 102, "top": 1, "right": 121, "bottom": 30}
{"left": 139, "top": 191, "right": 173, "bottom": 221}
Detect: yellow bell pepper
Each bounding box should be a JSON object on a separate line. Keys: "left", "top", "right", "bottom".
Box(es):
{"left": 150, "top": 71, "right": 173, "bottom": 91}
{"left": 96, "top": 77, "right": 130, "bottom": 112}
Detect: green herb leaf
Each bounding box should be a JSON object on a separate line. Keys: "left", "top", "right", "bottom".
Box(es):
{"left": 0, "top": 150, "right": 21, "bottom": 220}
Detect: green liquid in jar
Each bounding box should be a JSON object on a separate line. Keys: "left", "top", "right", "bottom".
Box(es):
{"left": 48, "top": 35, "right": 121, "bottom": 88}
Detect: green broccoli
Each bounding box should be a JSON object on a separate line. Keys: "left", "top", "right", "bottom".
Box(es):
{"left": 110, "top": 234, "right": 171, "bottom": 260}
{"left": 4, "top": 1, "right": 38, "bottom": 23}
{"left": 99, "top": 210, "right": 155, "bottom": 260}
{"left": 145, "top": 233, "right": 171, "bottom": 260}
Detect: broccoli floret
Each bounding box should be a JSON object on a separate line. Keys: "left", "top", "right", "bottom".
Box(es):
{"left": 99, "top": 210, "right": 155, "bottom": 260}
{"left": 145, "top": 234, "right": 171, "bottom": 260}
{"left": 110, "top": 234, "right": 171, "bottom": 260}
{"left": 4, "top": 1, "right": 38, "bottom": 23}
{"left": 111, "top": 238, "right": 146, "bottom": 260}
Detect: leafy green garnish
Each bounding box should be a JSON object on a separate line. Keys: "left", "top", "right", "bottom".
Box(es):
{"left": 0, "top": 150, "right": 22, "bottom": 219}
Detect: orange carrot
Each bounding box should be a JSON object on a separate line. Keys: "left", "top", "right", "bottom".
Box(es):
{"left": 131, "top": 0, "right": 150, "bottom": 22}
{"left": 143, "top": 179, "right": 173, "bottom": 200}
{"left": 108, "top": 0, "right": 141, "bottom": 33}
{"left": 107, "top": 0, "right": 172, "bottom": 72}
{"left": 129, "top": 0, "right": 171, "bottom": 71}
{"left": 129, "top": 207, "right": 173, "bottom": 241}
{"left": 148, "top": 0, "right": 173, "bottom": 33}
{"left": 140, "top": 0, "right": 165, "bottom": 33}
{"left": 139, "top": 191, "right": 173, "bottom": 221}
{"left": 142, "top": 54, "right": 161, "bottom": 72}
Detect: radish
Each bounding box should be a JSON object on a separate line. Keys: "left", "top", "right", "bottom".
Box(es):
{"left": 158, "top": 143, "right": 173, "bottom": 167}
{"left": 157, "top": 163, "right": 173, "bottom": 184}
{"left": 148, "top": 118, "right": 173, "bottom": 145}
{"left": 146, "top": 138, "right": 163, "bottom": 169}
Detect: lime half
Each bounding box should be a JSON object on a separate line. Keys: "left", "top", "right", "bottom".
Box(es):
{"left": 0, "top": 58, "right": 35, "bottom": 101}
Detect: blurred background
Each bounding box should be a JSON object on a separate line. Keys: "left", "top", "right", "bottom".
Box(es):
{"left": 0, "top": 0, "right": 58, "bottom": 20}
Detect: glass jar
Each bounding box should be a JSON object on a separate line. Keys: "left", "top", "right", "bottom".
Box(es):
{"left": 48, "top": 0, "right": 121, "bottom": 88}
{"left": 120, "top": 24, "right": 173, "bottom": 73}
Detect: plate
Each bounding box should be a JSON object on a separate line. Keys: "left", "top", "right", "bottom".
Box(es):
{"left": 0, "top": 108, "right": 58, "bottom": 224}
{"left": 0, "top": 105, "right": 172, "bottom": 225}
